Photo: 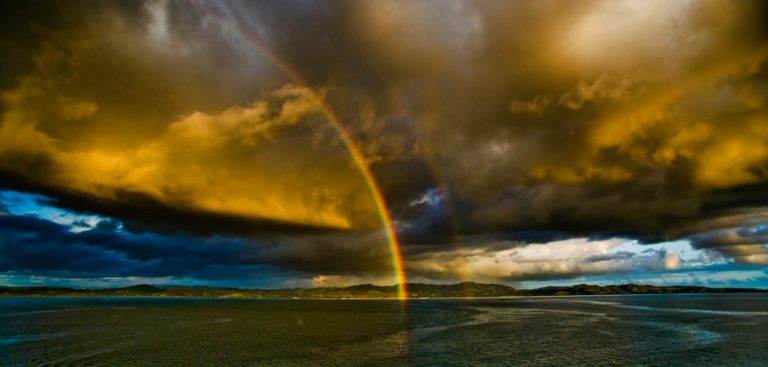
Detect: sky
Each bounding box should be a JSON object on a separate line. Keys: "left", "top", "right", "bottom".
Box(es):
{"left": 1, "top": 0, "right": 767, "bottom": 290}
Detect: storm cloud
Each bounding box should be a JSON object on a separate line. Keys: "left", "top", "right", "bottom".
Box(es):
{"left": 1, "top": 0, "right": 768, "bottom": 286}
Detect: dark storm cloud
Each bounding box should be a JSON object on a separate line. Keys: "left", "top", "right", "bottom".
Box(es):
{"left": 2, "top": 0, "right": 768, "bottom": 284}
{"left": 0, "top": 214, "right": 271, "bottom": 280}
{"left": 0, "top": 215, "right": 140, "bottom": 275}
{"left": 688, "top": 225, "right": 768, "bottom": 264}
{"left": 219, "top": 0, "right": 768, "bottom": 246}
{"left": 585, "top": 252, "right": 636, "bottom": 263}
{"left": 0, "top": 174, "right": 342, "bottom": 237}
{"left": 242, "top": 232, "right": 394, "bottom": 276}
{"left": 0, "top": 199, "right": 398, "bottom": 283}
{"left": 690, "top": 227, "right": 768, "bottom": 249}
{"left": 0, "top": 0, "right": 382, "bottom": 236}
{"left": 0, "top": 0, "right": 147, "bottom": 90}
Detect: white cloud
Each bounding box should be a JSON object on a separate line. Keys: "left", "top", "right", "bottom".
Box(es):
{"left": 662, "top": 249, "right": 682, "bottom": 270}
{"left": 407, "top": 237, "right": 723, "bottom": 282}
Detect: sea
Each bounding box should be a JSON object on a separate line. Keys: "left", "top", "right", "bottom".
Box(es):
{"left": 0, "top": 293, "right": 766, "bottom": 366}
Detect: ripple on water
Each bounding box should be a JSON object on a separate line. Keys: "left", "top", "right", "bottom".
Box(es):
{"left": 0, "top": 333, "right": 64, "bottom": 346}
{"left": 638, "top": 320, "right": 722, "bottom": 345}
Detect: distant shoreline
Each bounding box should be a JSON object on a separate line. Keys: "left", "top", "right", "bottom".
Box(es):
{"left": 1, "top": 282, "right": 765, "bottom": 299}
{"left": 3, "top": 294, "right": 767, "bottom": 301}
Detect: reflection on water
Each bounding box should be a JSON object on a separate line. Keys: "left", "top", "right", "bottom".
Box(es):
{"left": 0, "top": 294, "right": 766, "bottom": 366}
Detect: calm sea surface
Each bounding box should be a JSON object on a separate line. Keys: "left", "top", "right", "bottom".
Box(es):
{"left": 1, "top": 294, "right": 766, "bottom": 366}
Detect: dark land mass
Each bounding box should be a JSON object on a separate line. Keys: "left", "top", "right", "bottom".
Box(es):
{"left": 0, "top": 282, "right": 765, "bottom": 299}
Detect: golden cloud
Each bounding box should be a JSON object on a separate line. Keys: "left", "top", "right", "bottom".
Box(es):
{"left": 1, "top": 68, "right": 380, "bottom": 230}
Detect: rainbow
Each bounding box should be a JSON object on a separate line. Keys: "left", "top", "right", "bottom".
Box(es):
{"left": 210, "top": 8, "right": 408, "bottom": 299}
{"left": 417, "top": 148, "right": 473, "bottom": 296}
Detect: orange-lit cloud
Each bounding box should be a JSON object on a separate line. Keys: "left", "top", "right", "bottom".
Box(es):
{"left": 1, "top": 0, "right": 768, "bottom": 284}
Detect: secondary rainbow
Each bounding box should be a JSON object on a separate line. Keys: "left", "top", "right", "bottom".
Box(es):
{"left": 417, "top": 147, "right": 473, "bottom": 296}
{"left": 216, "top": 13, "right": 408, "bottom": 299}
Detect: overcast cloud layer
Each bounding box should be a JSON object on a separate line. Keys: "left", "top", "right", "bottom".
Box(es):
{"left": 1, "top": 0, "right": 767, "bottom": 288}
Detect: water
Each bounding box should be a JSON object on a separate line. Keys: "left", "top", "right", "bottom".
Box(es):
{"left": 0, "top": 294, "right": 766, "bottom": 366}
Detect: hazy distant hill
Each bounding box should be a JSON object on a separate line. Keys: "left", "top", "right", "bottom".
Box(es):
{"left": 0, "top": 282, "right": 764, "bottom": 299}
{"left": 155, "top": 282, "right": 517, "bottom": 299}
{"left": 515, "top": 283, "right": 767, "bottom": 296}
{"left": 0, "top": 282, "right": 513, "bottom": 298}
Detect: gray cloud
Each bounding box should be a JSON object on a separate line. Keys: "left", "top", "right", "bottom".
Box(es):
{"left": 1, "top": 0, "right": 768, "bottom": 284}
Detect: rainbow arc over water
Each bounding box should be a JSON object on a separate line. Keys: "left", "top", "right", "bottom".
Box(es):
{"left": 214, "top": 11, "right": 407, "bottom": 299}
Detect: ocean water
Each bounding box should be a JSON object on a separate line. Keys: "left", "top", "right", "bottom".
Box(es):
{"left": 0, "top": 294, "right": 766, "bottom": 366}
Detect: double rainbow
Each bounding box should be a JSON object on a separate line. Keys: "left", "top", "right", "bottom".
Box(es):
{"left": 214, "top": 12, "right": 408, "bottom": 299}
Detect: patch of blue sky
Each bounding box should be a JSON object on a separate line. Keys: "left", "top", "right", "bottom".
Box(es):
{"left": 0, "top": 190, "right": 119, "bottom": 232}
{"left": 409, "top": 187, "right": 444, "bottom": 207}
{"left": 741, "top": 223, "right": 768, "bottom": 235}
